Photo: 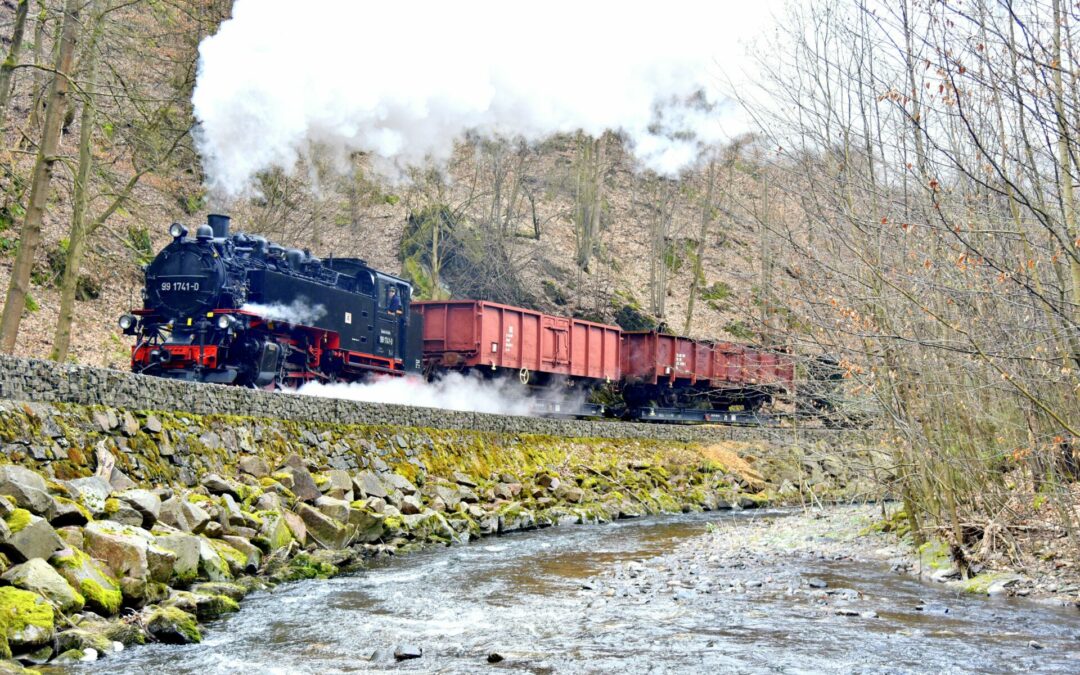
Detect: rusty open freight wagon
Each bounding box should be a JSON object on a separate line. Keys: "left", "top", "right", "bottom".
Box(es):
{"left": 413, "top": 300, "right": 622, "bottom": 386}
{"left": 620, "top": 331, "right": 794, "bottom": 413}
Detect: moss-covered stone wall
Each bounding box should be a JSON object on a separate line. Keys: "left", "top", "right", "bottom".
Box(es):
{"left": 0, "top": 354, "right": 868, "bottom": 445}
{"left": 0, "top": 399, "right": 889, "bottom": 506}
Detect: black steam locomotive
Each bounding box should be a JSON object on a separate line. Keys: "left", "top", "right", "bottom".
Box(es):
{"left": 120, "top": 214, "right": 422, "bottom": 387}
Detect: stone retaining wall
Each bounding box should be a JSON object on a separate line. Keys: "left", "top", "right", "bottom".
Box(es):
{"left": 0, "top": 355, "right": 871, "bottom": 446}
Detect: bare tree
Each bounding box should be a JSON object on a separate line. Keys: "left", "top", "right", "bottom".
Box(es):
{"left": 50, "top": 0, "right": 193, "bottom": 361}
{"left": 0, "top": 0, "right": 79, "bottom": 353}
{"left": 0, "top": 0, "right": 32, "bottom": 129}
{"left": 737, "top": 0, "right": 1080, "bottom": 558}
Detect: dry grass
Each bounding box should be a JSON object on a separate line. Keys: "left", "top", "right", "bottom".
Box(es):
{"left": 699, "top": 442, "right": 766, "bottom": 488}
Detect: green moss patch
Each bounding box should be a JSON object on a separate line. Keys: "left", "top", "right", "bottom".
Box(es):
{"left": 5, "top": 508, "right": 32, "bottom": 534}
{"left": 0, "top": 586, "right": 55, "bottom": 654}
{"left": 146, "top": 606, "right": 201, "bottom": 644}
{"left": 281, "top": 552, "right": 337, "bottom": 582}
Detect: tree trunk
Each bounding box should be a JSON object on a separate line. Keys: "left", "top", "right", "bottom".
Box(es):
{"left": 430, "top": 208, "right": 441, "bottom": 296}
{"left": 52, "top": 0, "right": 106, "bottom": 362}
{"left": 26, "top": 0, "right": 49, "bottom": 134}
{"left": 1051, "top": 0, "right": 1080, "bottom": 338}
{"left": 574, "top": 136, "right": 602, "bottom": 272}
{"left": 0, "top": 0, "right": 80, "bottom": 353}
{"left": 684, "top": 158, "right": 716, "bottom": 335}
{"left": 0, "top": 0, "right": 31, "bottom": 128}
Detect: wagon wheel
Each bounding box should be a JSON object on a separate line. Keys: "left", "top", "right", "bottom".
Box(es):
{"left": 519, "top": 368, "right": 531, "bottom": 385}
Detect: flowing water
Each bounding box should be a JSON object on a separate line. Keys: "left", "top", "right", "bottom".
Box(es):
{"left": 73, "top": 510, "right": 1080, "bottom": 674}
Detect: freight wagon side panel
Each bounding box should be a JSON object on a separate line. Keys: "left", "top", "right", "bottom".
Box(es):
{"left": 475, "top": 303, "right": 538, "bottom": 372}
{"left": 540, "top": 316, "right": 570, "bottom": 373}
{"left": 445, "top": 303, "right": 479, "bottom": 353}
{"left": 604, "top": 326, "right": 621, "bottom": 380}
{"left": 675, "top": 337, "right": 697, "bottom": 381}
{"left": 568, "top": 321, "right": 622, "bottom": 381}
{"left": 521, "top": 310, "right": 540, "bottom": 372}
{"left": 480, "top": 304, "right": 502, "bottom": 369}
{"left": 621, "top": 332, "right": 658, "bottom": 384}
{"left": 756, "top": 352, "right": 778, "bottom": 385}
{"left": 693, "top": 341, "right": 714, "bottom": 382}
{"left": 569, "top": 322, "right": 588, "bottom": 378}
{"left": 417, "top": 302, "right": 449, "bottom": 353}
{"left": 744, "top": 350, "right": 762, "bottom": 384}
{"left": 715, "top": 343, "right": 746, "bottom": 385}
{"left": 415, "top": 301, "right": 482, "bottom": 366}
{"left": 655, "top": 334, "right": 675, "bottom": 381}
{"left": 777, "top": 355, "right": 795, "bottom": 386}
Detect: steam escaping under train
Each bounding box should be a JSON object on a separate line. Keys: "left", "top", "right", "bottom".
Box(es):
{"left": 120, "top": 215, "right": 843, "bottom": 424}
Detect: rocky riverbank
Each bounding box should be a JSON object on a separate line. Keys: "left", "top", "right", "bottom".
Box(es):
{"left": 591, "top": 505, "right": 1080, "bottom": 615}
{"left": 0, "top": 398, "right": 890, "bottom": 671}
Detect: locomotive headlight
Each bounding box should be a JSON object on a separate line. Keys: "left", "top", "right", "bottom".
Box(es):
{"left": 118, "top": 314, "right": 136, "bottom": 331}
{"left": 216, "top": 314, "right": 234, "bottom": 331}
{"left": 169, "top": 222, "right": 187, "bottom": 239}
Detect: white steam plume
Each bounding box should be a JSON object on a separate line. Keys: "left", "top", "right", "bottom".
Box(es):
{"left": 295, "top": 372, "right": 585, "bottom": 418}
{"left": 297, "top": 372, "right": 532, "bottom": 416}
{"left": 193, "top": 0, "right": 779, "bottom": 196}
{"left": 241, "top": 298, "right": 327, "bottom": 325}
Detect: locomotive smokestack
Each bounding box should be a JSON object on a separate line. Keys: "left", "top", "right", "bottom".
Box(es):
{"left": 208, "top": 213, "right": 231, "bottom": 238}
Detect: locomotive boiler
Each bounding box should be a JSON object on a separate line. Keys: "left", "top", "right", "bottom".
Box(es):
{"left": 120, "top": 214, "right": 422, "bottom": 387}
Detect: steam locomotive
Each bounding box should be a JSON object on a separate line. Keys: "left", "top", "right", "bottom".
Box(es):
{"left": 120, "top": 214, "right": 421, "bottom": 388}
{"left": 122, "top": 215, "right": 807, "bottom": 422}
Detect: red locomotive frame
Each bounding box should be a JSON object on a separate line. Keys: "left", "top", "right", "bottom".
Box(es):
{"left": 130, "top": 308, "right": 403, "bottom": 386}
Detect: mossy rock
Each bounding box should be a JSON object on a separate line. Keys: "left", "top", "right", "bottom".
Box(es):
{"left": 279, "top": 552, "right": 337, "bottom": 582}
{"left": 165, "top": 591, "right": 239, "bottom": 621}
{"left": 0, "top": 586, "right": 55, "bottom": 656}
{"left": 49, "top": 547, "right": 123, "bottom": 616}
{"left": 103, "top": 619, "right": 147, "bottom": 647}
{"left": 954, "top": 572, "right": 1021, "bottom": 595}
{"left": 197, "top": 593, "right": 239, "bottom": 620}
{"left": 208, "top": 539, "right": 249, "bottom": 575}
{"left": 145, "top": 606, "right": 201, "bottom": 644}
{"left": 190, "top": 581, "right": 247, "bottom": 602}
{"left": 56, "top": 624, "right": 115, "bottom": 655}
{"left": 5, "top": 508, "right": 32, "bottom": 534}
{"left": 917, "top": 539, "right": 953, "bottom": 571}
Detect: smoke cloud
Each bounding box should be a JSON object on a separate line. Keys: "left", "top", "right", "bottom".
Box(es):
{"left": 241, "top": 298, "right": 327, "bottom": 326}
{"left": 193, "top": 0, "right": 778, "bottom": 196}
{"left": 295, "top": 372, "right": 585, "bottom": 418}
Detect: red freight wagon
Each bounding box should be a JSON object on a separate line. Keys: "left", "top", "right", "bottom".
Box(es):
{"left": 413, "top": 300, "right": 622, "bottom": 385}
{"left": 620, "top": 331, "right": 794, "bottom": 410}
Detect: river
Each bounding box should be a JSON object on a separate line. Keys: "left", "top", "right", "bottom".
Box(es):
{"left": 72, "top": 509, "right": 1080, "bottom": 674}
